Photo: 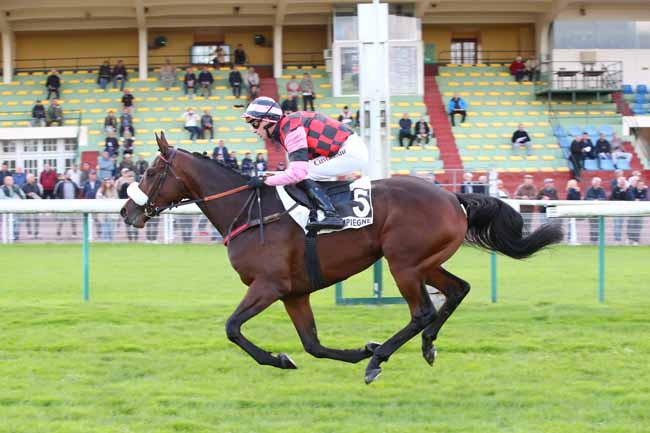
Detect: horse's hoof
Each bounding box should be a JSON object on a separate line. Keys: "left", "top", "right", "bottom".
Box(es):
{"left": 423, "top": 344, "right": 437, "bottom": 366}
{"left": 364, "top": 342, "right": 381, "bottom": 354}
{"left": 278, "top": 353, "right": 297, "bottom": 369}
{"left": 365, "top": 368, "right": 382, "bottom": 385}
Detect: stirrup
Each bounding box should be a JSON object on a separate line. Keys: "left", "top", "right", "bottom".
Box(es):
{"left": 306, "top": 215, "right": 345, "bottom": 231}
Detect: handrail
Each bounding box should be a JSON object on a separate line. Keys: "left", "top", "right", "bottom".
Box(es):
{"left": 437, "top": 50, "right": 537, "bottom": 65}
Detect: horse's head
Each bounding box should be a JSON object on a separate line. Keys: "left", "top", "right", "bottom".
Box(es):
{"left": 121, "top": 132, "right": 192, "bottom": 228}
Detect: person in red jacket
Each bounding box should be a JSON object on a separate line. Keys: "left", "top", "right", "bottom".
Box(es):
{"left": 39, "top": 163, "right": 58, "bottom": 199}
{"left": 509, "top": 56, "right": 526, "bottom": 82}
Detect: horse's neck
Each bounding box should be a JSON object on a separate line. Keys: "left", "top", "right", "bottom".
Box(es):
{"left": 181, "top": 160, "right": 248, "bottom": 235}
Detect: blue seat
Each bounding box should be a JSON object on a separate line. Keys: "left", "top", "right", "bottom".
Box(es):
{"left": 633, "top": 103, "right": 645, "bottom": 114}
{"left": 559, "top": 137, "right": 571, "bottom": 148}
{"left": 599, "top": 159, "right": 615, "bottom": 170}
{"left": 622, "top": 84, "right": 633, "bottom": 94}
{"left": 634, "top": 94, "right": 646, "bottom": 104}
{"left": 584, "top": 159, "right": 599, "bottom": 170}
{"left": 569, "top": 125, "right": 583, "bottom": 137}
{"left": 599, "top": 125, "right": 614, "bottom": 136}
{"left": 585, "top": 125, "right": 598, "bottom": 136}
{"left": 553, "top": 125, "right": 567, "bottom": 137}
{"left": 636, "top": 84, "right": 647, "bottom": 94}
{"left": 617, "top": 159, "right": 631, "bottom": 170}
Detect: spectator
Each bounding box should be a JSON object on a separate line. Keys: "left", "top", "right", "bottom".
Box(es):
{"left": 414, "top": 117, "right": 431, "bottom": 145}
{"left": 234, "top": 44, "right": 247, "bottom": 65}
{"left": 509, "top": 56, "right": 526, "bottom": 82}
{"left": 45, "top": 69, "right": 61, "bottom": 99}
{"left": 229, "top": 65, "right": 243, "bottom": 101}
{"left": 198, "top": 66, "right": 214, "bottom": 97}
{"left": 398, "top": 113, "right": 415, "bottom": 148}
{"left": 286, "top": 74, "right": 300, "bottom": 97}
{"left": 121, "top": 89, "right": 135, "bottom": 113}
{"left": 566, "top": 179, "right": 581, "bottom": 200}
{"left": 121, "top": 130, "right": 135, "bottom": 155}
{"left": 182, "top": 107, "right": 201, "bottom": 141}
{"left": 97, "top": 151, "right": 115, "bottom": 181}
{"left": 67, "top": 163, "right": 81, "bottom": 188}
{"left": 610, "top": 176, "right": 633, "bottom": 243}
{"left": 31, "top": 100, "right": 46, "bottom": 127}
{"left": 79, "top": 161, "right": 91, "bottom": 187}
{"left": 118, "top": 154, "right": 135, "bottom": 174}
{"left": 95, "top": 178, "right": 118, "bottom": 241}
{"left": 627, "top": 176, "right": 646, "bottom": 245}
{"left": 525, "top": 58, "right": 540, "bottom": 82}
{"left": 82, "top": 170, "right": 101, "bottom": 199}
{"left": 0, "top": 162, "right": 12, "bottom": 179}
{"left": 227, "top": 151, "right": 239, "bottom": 170}
{"left": 595, "top": 133, "right": 612, "bottom": 167}
{"left": 117, "top": 169, "right": 139, "bottom": 242}
{"left": 212, "top": 139, "right": 230, "bottom": 162}
{"left": 12, "top": 166, "right": 26, "bottom": 187}
{"left": 21, "top": 173, "right": 42, "bottom": 239}
{"left": 496, "top": 179, "right": 510, "bottom": 199}
{"left": 54, "top": 170, "right": 81, "bottom": 237}
{"left": 240, "top": 152, "right": 254, "bottom": 176}
{"left": 183, "top": 67, "right": 197, "bottom": 95}
{"left": 46, "top": 100, "right": 64, "bottom": 126}
{"left": 104, "top": 131, "right": 120, "bottom": 156}
{"left": 213, "top": 46, "right": 226, "bottom": 67}
{"left": 248, "top": 84, "right": 259, "bottom": 103}
{"left": 159, "top": 58, "right": 176, "bottom": 90}
{"left": 215, "top": 152, "right": 225, "bottom": 164}
{"left": 201, "top": 109, "right": 214, "bottom": 139}
{"left": 299, "top": 72, "right": 315, "bottom": 111}
{"left": 119, "top": 108, "right": 134, "bottom": 137}
{"left": 254, "top": 153, "right": 267, "bottom": 174}
{"left": 281, "top": 95, "right": 298, "bottom": 115}
{"left": 569, "top": 135, "right": 586, "bottom": 181}
{"left": 104, "top": 110, "right": 118, "bottom": 133}
{"left": 474, "top": 175, "right": 488, "bottom": 195}
{"left": 511, "top": 123, "right": 532, "bottom": 155}
{"left": 460, "top": 172, "right": 474, "bottom": 193}
{"left": 338, "top": 105, "right": 355, "bottom": 128}
{"left": 39, "top": 163, "right": 58, "bottom": 199}
{"left": 1, "top": 176, "right": 25, "bottom": 240}
{"left": 610, "top": 133, "right": 632, "bottom": 168}
{"left": 447, "top": 93, "right": 467, "bottom": 127}
{"left": 112, "top": 60, "right": 128, "bottom": 91}
{"left": 514, "top": 174, "right": 537, "bottom": 234}
{"left": 111, "top": 154, "right": 119, "bottom": 178}
{"left": 585, "top": 177, "right": 607, "bottom": 242}
{"left": 246, "top": 67, "right": 260, "bottom": 95}
{"left": 97, "top": 60, "right": 112, "bottom": 89}
{"left": 536, "top": 177, "right": 559, "bottom": 222}
{"left": 135, "top": 155, "right": 149, "bottom": 180}
{"left": 581, "top": 132, "right": 595, "bottom": 159}
{"left": 609, "top": 169, "right": 624, "bottom": 193}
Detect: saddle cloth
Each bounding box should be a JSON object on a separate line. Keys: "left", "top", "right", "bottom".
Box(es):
{"left": 276, "top": 176, "right": 374, "bottom": 234}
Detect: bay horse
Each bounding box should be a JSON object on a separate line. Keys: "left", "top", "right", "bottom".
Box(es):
{"left": 121, "top": 133, "right": 563, "bottom": 384}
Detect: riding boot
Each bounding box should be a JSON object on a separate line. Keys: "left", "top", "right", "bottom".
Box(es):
{"left": 298, "top": 179, "right": 345, "bottom": 231}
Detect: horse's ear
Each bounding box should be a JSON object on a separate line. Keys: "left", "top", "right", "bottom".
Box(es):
{"left": 156, "top": 131, "right": 169, "bottom": 155}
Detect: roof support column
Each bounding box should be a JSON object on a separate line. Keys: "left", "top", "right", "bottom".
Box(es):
{"left": 2, "top": 30, "right": 13, "bottom": 84}
{"left": 138, "top": 26, "right": 148, "bottom": 80}
{"left": 273, "top": 24, "right": 283, "bottom": 79}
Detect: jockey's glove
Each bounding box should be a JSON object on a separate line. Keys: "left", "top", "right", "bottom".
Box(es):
{"left": 247, "top": 177, "right": 265, "bottom": 189}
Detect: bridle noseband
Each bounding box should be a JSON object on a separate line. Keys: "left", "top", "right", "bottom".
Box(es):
{"left": 142, "top": 149, "right": 188, "bottom": 218}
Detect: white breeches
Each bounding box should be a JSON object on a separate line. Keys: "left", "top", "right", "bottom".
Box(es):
{"left": 307, "top": 134, "right": 368, "bottom": 181}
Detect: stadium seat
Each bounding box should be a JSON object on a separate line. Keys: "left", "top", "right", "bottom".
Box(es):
{"left": 599, "top": 159, "right": 615, "bottom": 170}
{"left": 634, "top": 93, "right": 646, "bottom": 104}
{"left": 584, "top": 159, "right": 598, "bottom": 170}
{"left": 599, "top": 125, "right": 614, "bottom": 136}
{"left": 569, "top": 126, "right": 583, "bottom": 136}
{"left": 622, "top": 84, "right": 633, "bottom": 94}
{"left": 632, "top": 103, "right": 646, "bottom": 115}
{"left": 616, "top": 159, "right": 631, "bottom": 170}
{"left": 636, "top": 84, "right": 647, "bottom": 94}
{"left": 584, "top": 126, "right": 598, "bottom": 136}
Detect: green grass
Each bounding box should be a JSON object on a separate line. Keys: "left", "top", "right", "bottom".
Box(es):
{"left": 2, "top": 244, "right": 650, "bottom": 433}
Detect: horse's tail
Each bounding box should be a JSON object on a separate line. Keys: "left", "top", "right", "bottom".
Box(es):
{"left": 455, "top": 193, "right": 563, "bottom": 259}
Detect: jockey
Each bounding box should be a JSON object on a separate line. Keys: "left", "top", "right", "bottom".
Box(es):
{"left": 242, "top": 96, "right": 368, "bottom": 231}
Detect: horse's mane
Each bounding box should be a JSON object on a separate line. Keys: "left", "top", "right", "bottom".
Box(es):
{"left": 176, "top": 148, "right": 248, "bottom": 179}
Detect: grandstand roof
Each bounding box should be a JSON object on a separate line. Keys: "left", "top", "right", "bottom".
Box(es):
{"left": 1, "top": 0, "right": 649, "bottom": 31}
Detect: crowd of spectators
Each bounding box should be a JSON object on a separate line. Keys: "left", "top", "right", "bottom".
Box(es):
{"left": 569, "top": 132, "right": 632, "bottom": 180}
{"left": 509, "top": 56, "right": 540, "bottom": 83}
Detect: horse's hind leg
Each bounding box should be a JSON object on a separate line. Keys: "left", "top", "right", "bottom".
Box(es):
{"left": 421, "top": 267, "right": 470, "bottom": 365}
{"left": 225, "top": 281, "right": 297, "bottom": 369}
{"left": 283, "top": 294, "right": 379, "bottom": 363}
{"left": 364, "top": 270, "right": 438, "bottom": 384}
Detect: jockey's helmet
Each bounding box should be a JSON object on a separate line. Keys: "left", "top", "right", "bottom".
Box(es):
{"left": 241, "top": 97, "right": 283, "bottom": 123}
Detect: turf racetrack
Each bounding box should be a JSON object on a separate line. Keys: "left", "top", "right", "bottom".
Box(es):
{"left": 2, "top": 244, "right": 650, "bottom": 433}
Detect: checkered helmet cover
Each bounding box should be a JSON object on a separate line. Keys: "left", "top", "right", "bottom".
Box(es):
{"left": 241, "top": 97, "right": 283, "bottom": 122}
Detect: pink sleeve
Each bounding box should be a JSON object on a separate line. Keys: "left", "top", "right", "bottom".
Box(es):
{"left": 264, "top": 127, "right": 309, "bottom": 186}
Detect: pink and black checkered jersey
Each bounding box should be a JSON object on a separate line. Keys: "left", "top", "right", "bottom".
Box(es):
{"left": 275, "top": 111, "right": 353, "bottom": 159}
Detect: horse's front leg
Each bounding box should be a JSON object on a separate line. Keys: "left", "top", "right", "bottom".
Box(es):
{"left": 283, "top": 294, "right": 379, "bottom": 363}
{"left": 225, "top": 281, "right": 297, "bottom": 369}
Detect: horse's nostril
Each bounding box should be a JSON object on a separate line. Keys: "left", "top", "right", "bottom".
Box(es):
{"left": 120, "top": 207, "right": 127, "bottom": 218}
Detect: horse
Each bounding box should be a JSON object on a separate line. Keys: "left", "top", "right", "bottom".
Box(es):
{"left": 121, "top": 133, "right": 563, "bottom": 384}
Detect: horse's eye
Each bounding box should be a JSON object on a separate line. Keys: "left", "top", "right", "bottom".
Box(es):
{"left": 146, "top": 168, "right": 156, "bottom": 177}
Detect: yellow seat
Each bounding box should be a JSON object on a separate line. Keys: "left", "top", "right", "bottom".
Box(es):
{"left": 542, "top": 155, "right": 555, "bottom": 161}
{"left": 478, "top": 156, "right": 491, "bottom": 161}
{"left": 493, "top": 156, "right": 506, "bottom": 161}
{"left": 421, "top": 156, "right": 435, "bottom": 162}
{"left": 461, "top": 156, "right": 475, "bottom": 162}
{"left": 169, "top": 128, "right": 182, "bottom": 133}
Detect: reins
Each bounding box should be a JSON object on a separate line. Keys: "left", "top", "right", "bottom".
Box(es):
{"left": 152, "top": 184, "right": 251, "bottom": 215}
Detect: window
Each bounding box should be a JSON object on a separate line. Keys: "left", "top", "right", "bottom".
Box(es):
{"left": 42, "top": 139, "right": 58, "bottom": 152}
{"left": 2, "top": 140, "right": 16, "bottom": 153}
{"left": 64, "top": 158, "right": 76, "bottom": 172}
{"left": 450, "top": 39, "right": 477, "bottom": 65}
{"left": 23, "top": 140, "right": 39, "bottom": 153}
{"left": 4, "top": 160, "right": 16, "bottom": 171}
{"left": 23, "top": 159, "right": 38, "bottom": 176}
{"left": 340, "top": 47, "right": 360, "bottom": 95}
{"left": 64, "top": 139, "right": 78, "bottom": 152}
{"left": 190, "top": 44, "right": 230, "bottom": 65}
{"left": 43, "top": 158, "right": 58, "bottom": 173}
